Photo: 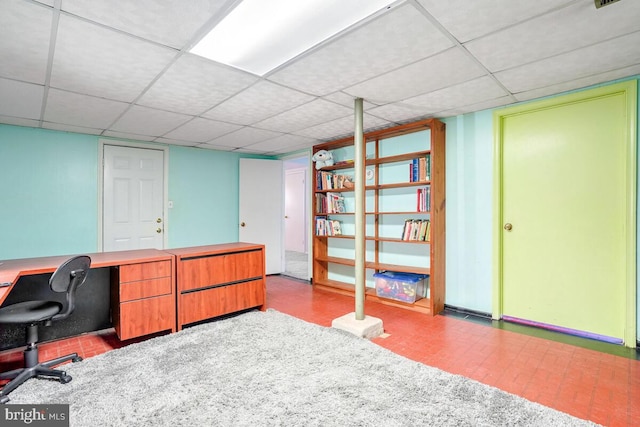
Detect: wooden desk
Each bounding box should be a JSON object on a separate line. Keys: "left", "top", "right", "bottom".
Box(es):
{"left": 0, "top": 243, "right": 267, "bottom": 345}
{"left": 0, "top": 249, "right": 176, "bottom": 343}
{"left": 167, "top": 242, "right": 266, "bottom": 330}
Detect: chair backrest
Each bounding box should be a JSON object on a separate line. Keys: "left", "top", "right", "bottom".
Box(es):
{"left": 49, "top": 255, "right": 91, "bottom": 322}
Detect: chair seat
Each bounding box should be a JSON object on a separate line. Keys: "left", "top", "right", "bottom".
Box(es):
{"left": 0, "top": 301, "right": 62, "bottom": 324}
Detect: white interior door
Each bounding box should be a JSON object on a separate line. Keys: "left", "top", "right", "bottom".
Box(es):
{"left": 285, "top": 168, "right": 306, "bottom": 253}
{"left": 239, "top": 158, "right": 284, "bottom": 275}
{"left": 103, "top": 145, "right": 165, "bottom": 251}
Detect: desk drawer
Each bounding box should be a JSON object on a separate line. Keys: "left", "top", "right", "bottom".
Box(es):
{"left": 179, "top": 250, "right": 263, "bottom": 292}
{"left": 119, "top": 260, "right": 172, "bottom": 283}
{"left": 120, "top": 277, "right": 172, "bottom": 302}
{"left": 179, "top": 279, "right": 265, "bottom": 326}
{"left": 116, "top": 294, "right": 175, "bottom": 341}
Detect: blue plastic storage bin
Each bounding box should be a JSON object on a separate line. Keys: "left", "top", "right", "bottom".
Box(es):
{"left": 373, "top": 271, "right": 428, "bottom": 303}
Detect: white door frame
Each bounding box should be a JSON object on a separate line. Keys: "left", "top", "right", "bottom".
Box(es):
{"left": 98, "top": 139, "right": 169, "bottom": 251}
{"left": 281, "top": 152, "right": 313, "bottom": 280}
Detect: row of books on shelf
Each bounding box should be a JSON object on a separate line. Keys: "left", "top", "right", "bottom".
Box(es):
{"left": 417, "top": 186, "right": 431, "bottom": 212}
{"left": 315, "top": 193, "right": 346, "bottom": 214}
{"left": 315, "top": 217, "right": 342, "bottom": 236}
{"left": 409, "top": 154, "right": 431, "bottom": 182}
{"left": 402, "top": 219, "right": 430, "bottom": 241}
{"left": 316, "top": 171, "right": 354, "bottom": 191}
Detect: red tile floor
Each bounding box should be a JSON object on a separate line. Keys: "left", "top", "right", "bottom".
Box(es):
{"left": 1, "top": 275, "right": 638, "bottom": 426}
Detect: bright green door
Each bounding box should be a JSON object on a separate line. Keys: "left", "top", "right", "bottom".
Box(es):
{"left": 498, "top": 82, "right": 636, "bottom": 343}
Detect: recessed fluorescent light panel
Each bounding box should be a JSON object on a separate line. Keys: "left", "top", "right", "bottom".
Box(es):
{"left": 190, "top": 0, "right": 393, "bottom": 76}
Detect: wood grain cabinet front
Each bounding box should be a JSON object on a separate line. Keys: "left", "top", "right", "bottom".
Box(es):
{"left": 111, "top": 259, "right": 176, "bottom": 340}
{"left": 170, "top": 244, "right": 266, "bottom": 331}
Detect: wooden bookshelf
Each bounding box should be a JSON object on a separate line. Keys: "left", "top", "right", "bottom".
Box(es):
{"left": 311, "top": 118, "right": 446, "bottom": 315}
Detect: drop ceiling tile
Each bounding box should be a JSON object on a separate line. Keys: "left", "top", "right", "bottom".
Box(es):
{"left": 403, "top": 76, "right": 510, "bottom": 111}
{"left": 437, "top": 96, "right": 514, "bottom": 118}
{"left": 208, "top": 127, "right": 283, "bottom": 148}
{"left": 196, "top": 143, "right": 235, "bottom": 151}
{"left": 345, "top": 47, "right": 486, "bottom": 103}
{"left": 44, "top": 89, "right": 129, "bottom": 129}
{"left": 514, "top": 64, "right": 640, "bottom": 103}
{"left": 109, "top": 105, "right": 192, "bottom": 137}
{"left": 465, "top": 1, "right": 640, "bottom": 73}
{"left": 253, "top": 99, "right": 352, "bottom": 133}
{"left": 203, "top": 81, "right": 315, "bottom": 125}
{"left": 242, "top": 134, "right": 317, "bottom": 154}
{"left": 0, "top": 1, "right": 52, "bottom": 84}
{"left": 0, "top": 116, "right": 40, "bottom": 128}
{"left": 60, "top": 0, "right": 229, "bottom": 49}
{"left": 34, "top": 0, "right": 54, "bottom": 6}
{"left": 494, "top": 31, "right": 640, "bottom": 94}
{"left": 367, "top": 103, "right": 435, "bottom": 124}
{"left": 265, "top": 143, "right": 316, "bottom": 155}
{"left": 101, "top": 130, "right": 157, "bottom": 142}
{"left": 137, "top": 54, "right": 257, "bottom": 116}
{"left": 51, "top": 15, "right": 176, "bottom": 102}
{"left": 153, "top": 138, "right": 199, "bottom": 147}
{"left": 162, "top": 117, "right": 241, "bottom": 143}
{"left": 42, "top": 122, "right": 103, "bottom": 135}
{"left": 416, "top": 0, "right": 572, "bottom": 43}
{"left": 293, "top": 114, "right": 390, "bottom": 140}
{"left": 268, "top": 3, "right": 454, "bottom": 96}
{"left": 322, "top": 92, "right": 380, "bottom": 109}
{"left": 0, "top": 78, "right": 44, "bottom": 120}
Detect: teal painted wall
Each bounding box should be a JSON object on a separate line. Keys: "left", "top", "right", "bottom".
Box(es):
{"left": 0, "top": 125, "right": 267, "bottom": 260}
{"left": 0, "top": 126, "right": 98, "bottom": 258}
{"left": 443, "top": 111, "right": 494, "bottom": 313}
{"left": 167, "top": 146, "right": 243, "bottom": 248}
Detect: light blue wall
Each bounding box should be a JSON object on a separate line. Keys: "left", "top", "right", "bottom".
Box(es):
{"left": 168, "top": 146, "right": 243, "bottom": 248}
{"left": 0, "top": 126, "right": 98, "bottom": 258}
{"left": 0, "top": 125, "right": 269, "bottom": 260}
{"left": 443, "top": 111, "right": 494, "bottom": 313}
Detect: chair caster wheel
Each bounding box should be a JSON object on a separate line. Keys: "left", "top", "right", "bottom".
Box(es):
{"left": 60, "top": 374, "right": 72, "bottom": 384}
{"left": 72, "top": 356, "right": 83, "bottom": 363}
{"left": 0, "top": 395, "right": 9, "bottom": 404}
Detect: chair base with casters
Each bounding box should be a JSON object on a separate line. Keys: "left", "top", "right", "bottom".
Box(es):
{"left": 0, "top": 255, "right": 90, "bottom": 404}
{"left": 0, "top": 323, "right": 83, "bottom": 404}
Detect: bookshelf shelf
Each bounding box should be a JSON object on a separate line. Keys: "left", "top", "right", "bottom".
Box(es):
{"left": 315, "top": 235, "right": 430, "bottom": 244}
{"left": 311, "top": 118, "right": 446, "bottom": 316}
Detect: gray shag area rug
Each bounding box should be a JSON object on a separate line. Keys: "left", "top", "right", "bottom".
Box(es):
{"left": 7, "top": 309, "right": 597, "bottom": 427}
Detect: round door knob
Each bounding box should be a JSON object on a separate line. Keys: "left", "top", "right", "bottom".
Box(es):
{"left": 156, "top": 218, "right": 162, "bottom": 223}
{"left": 156, "top": 228, "right": 162, "bottom": 233}
{"left": 240, "top": 222, "right": 246, "bottom": 227}
{"left": 504, "top": 223, "right": 512, "bottom": 231}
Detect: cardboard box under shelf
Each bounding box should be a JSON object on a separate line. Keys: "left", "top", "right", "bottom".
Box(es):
{"left": 373, "top": 271, "right": 429, "bottom": 304}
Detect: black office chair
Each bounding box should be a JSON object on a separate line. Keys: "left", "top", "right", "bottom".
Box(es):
{"left": 0, "top": 255, "right": 91, "bottom": 404}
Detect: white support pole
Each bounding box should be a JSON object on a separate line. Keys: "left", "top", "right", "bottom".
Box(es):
{"left": 354, "top": 98, "right": 365, "bottom": 320}
{"left": 331, "top": 98, "right": 382, "bottom": 338}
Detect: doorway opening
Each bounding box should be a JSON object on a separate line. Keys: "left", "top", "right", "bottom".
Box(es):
{"left": 283, "top": 155, "right": 310, "bottom": 281}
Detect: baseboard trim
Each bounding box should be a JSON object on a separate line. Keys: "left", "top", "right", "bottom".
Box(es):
{"left": 443, "top": 304, "right": 492, "bottom": 320}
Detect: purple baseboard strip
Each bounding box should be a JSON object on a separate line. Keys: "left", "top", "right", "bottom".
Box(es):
{"left": 502, "top": 316, "right": 624, "bottom": 345}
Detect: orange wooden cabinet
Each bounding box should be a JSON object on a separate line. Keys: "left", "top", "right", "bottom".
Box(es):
{"left": 168, "top": 243, "right": 266, "bottom": 330}
{"left": 110, "top": 258, "right": 176, "bottom": 340}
